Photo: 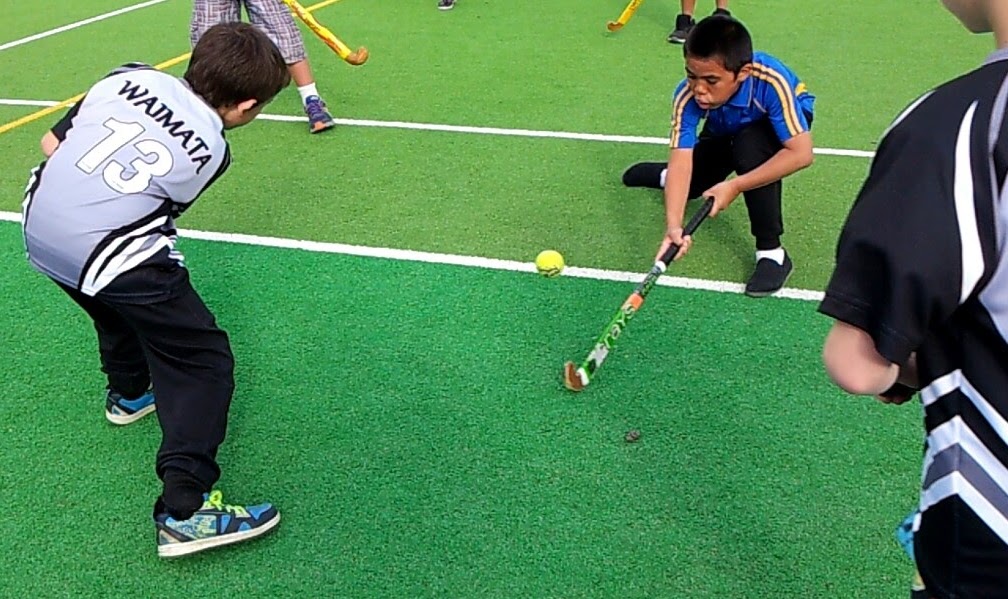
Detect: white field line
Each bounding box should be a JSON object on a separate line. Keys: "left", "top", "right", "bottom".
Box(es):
{"left": 0, "top": 0, "right": 171, "bottom": 53}
{"left": 0, "top": 98, "right": 877, "bottom": 158}
{"left": 0, "top": 100, "right": 58, "bottom": 107}
{"left": 0, "top": 211, "right": 825, "bottom": 302}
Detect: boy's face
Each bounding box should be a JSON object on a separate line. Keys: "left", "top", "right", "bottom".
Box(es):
{"left": 941, "top": 0, "right": 991, "bottom": 32}
{"left": 684, "top": 56, "right": 751, "bottom": 110}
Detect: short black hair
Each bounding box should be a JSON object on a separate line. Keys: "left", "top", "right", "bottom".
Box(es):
{"left": 185, "top": 22, "right": 290, "bottom": 109}
{"left": 683, "top": 15, "right": 753, "bottom": 74}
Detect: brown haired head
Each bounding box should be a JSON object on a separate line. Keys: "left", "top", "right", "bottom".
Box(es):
{"left": 184, "top": 22, "right": 290, "bottom": 111}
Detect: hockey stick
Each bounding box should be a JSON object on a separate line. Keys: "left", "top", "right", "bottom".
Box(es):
{"left": 280, "top": 0, "right": 369, "bottom": 66}
{"left": 563, "top": 197, "right": 714, "bottom": 392}
{"left": 606, "top": 0, "right": 645, "bottom": 32}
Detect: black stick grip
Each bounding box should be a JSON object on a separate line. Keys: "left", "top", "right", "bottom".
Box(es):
{"left": 657, "top": 197, "right": 715, "bottom": 267}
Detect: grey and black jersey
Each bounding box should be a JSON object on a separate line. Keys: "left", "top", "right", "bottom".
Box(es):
{"left": 819, "top": 48, "right": 1008, "bottom": 597}
{"left": 22, "top": 64, "right": 230, "bottom": 296}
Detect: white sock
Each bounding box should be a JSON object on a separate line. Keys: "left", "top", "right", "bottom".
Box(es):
{"left": 297, "top": 83, "right": 320, "bottom": 105}
{"left": 755, "top": 247, "right": 785, "bottom": 265}
{"left": 659, "top": 168, "right": 668, "bottom": 188}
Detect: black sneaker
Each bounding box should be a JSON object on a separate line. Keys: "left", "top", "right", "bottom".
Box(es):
{"left": 712, "top": 8, "right": 731, "bottom": 17}
{"left": 745, "top": 251, "right": 793, "bottom": 297}
{"left": 667, "top": 14, "right": 695, "bottom": 44}
{"left": 437, "top": 0, "right": 455, "bottom": 9}
{"left": 622, "top": 162, "right": 666, "bottom": 188}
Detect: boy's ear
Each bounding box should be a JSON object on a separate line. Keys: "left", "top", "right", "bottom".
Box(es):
{"left": 237, "top": 98, "right": 259, "bottom": 114}
{"left": 736, "top": 62, "right": 753, "bottom": 81}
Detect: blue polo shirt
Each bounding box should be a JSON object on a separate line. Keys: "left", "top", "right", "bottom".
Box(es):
{"left": 669, "top": 51, "right": 815, "bottom": 149}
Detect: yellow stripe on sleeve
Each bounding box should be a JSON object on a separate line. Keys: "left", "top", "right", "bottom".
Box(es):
{"left": 669, "top": 86, "right": 694, "bottom": 148}
{"left": 751, "top": 64, "right": 804, "bottom": 137}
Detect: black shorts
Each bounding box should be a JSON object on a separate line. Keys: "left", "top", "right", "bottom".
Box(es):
{"left": 916, "top": 497, "right": 1008, "bottom": 598}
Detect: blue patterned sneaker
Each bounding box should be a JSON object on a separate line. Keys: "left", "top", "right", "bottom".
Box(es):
{"left": 105, "top": 388, "right": 156, "bottom": 425}
{"left": 895, "top": 509, "right": 917, "bottom": 560}
{"left": 155, "top": 490, "right": 280, "bottom": 558}
{"left": 304, "top": 95, "right": 336, "bottom": 133}
{"left": 896, "top": 510, "right": 929, "bottom": 598}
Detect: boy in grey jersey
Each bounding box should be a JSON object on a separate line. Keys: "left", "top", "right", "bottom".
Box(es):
{"left": 22, "top": 22, "right": 290, "bottom": 557}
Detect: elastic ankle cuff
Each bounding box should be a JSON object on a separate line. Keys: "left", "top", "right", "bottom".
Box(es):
{"left": 161, "top": 472, "right": 206, "bottom": 520}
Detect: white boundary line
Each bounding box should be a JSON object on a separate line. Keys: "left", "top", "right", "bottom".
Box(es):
{"left": 0, "top": 211, "right": 825, "bottom": 302}
{"left": 0, "top": 0, "right": 171, "bottom": 53}
{"left": 0, "top": 98, "right": 877, "bottom": 158}
{"left": 0, "top": 100, "right": 58, "bottom": 107}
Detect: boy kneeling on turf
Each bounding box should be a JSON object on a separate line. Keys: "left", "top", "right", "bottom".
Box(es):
{"left": 21, "top": 23, "right": 289, "bottom": 557}
{"left": 623, "top": 15, "right": 815, "bottom": 297}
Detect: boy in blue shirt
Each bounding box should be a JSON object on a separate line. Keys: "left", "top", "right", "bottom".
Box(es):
{"left": 623, "top": 15, "right": 815, "bottom": 297}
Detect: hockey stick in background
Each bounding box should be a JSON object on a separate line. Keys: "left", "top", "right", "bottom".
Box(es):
{"left": 280, "top": 0, "right": 369, "bottom": 66}
{"left": 563, "top": 197, "right": 714, "bottom": 392}
{"left": 606, "top": 0, "right": 645, "bottom": 32}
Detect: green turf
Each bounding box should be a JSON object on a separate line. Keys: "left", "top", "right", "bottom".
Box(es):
{"left": 0, "top": 0, "right": 142, "bottom": 43}
{"left": 0, "top": 105, "right": 40, "bottom": 122}
{"left": 0, "top": 223, "right": 921, "bottom": 597}
{"left": 0, "top": 0, "right": 991, "bottom": 290}
{"left": 0, "top": 1, "right": 185, "bottom": 102}
{"left": 0, "top": 1, "right": 979, "bottom": 596}
{"left": 179, "top": 122, "right": 870, "bottom": 290}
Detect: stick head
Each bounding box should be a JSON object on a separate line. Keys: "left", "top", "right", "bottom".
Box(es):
{"left": 606, "top": 21, "right": 624, "bottom": 31}
{"left": 563, "top": 362, "right": 588, "bottom": 392}
{"left": 346, "top": 47, "right": 369, "bottom": 66}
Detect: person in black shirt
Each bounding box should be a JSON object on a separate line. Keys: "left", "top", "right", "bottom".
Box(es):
{"left": 820, "top": 1, "right": 1008, "bottom": 596}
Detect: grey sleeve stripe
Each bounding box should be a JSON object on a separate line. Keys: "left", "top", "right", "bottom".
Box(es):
{"left": 990, "top": 74, "right": 1008, "bottom": 193}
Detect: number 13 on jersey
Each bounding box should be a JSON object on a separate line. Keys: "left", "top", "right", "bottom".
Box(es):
{"left": 75, "top": 118, "right": 174, "bottom": 194}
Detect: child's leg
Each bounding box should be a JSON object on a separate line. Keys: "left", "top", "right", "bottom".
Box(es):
{"left": 731, "top": 119, "right": 794, "bottom": 296}
{"left": 190, "top": 0, "right": 242, "bottom": 49}
{"left": 731, "top": 119, "right": 785, "bottom": 251}
{"left": 669, "top": 0, "right": 698, "bottom": 43}
{"left": 687, "top": 134, "right": 735, "bottom": 197}
{"left": 244, "top": 0, "right": 308, "bottom": 67}
{"left": 622, "top": 133, "right": 732, "bottom": 190}
{"left": 55, "top": 283, "right": 150, "bottom": 398}
{"left": 244, "top": 0, "right": 336, "bottom": 132}
{"left": 103, "top": 268, "right": 236, "bottom": 520}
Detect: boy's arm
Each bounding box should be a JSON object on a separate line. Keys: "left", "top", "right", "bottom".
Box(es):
{"left": 660, "top": 148, "right": 694, "bottom": 260}
{"left": 40, "top": 131, "right": 59, "bottom": 157}
{"left": 823, "top": 323, "right": 920, "bottom": 403}
{"left": 660, "top": 81, "right": 703, "bottom": 260}
{"left": 708, "top": 131, "right": 813, "bottom": 216}
{"left": 706, "top": 75, "right": 814, "bottom": 216}
{"left": 818, "top": 101, "right": 972, "bottom": 401}
{"left": 39, "top": 97, "right": 87, "bottom": 158}
{"left": 822, "top": 321, "right": 900, "bottom": 396}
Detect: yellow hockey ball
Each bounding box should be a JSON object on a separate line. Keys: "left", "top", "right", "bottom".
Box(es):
{"left": 535, "top": 250, "right": 565, "bottom": 277}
